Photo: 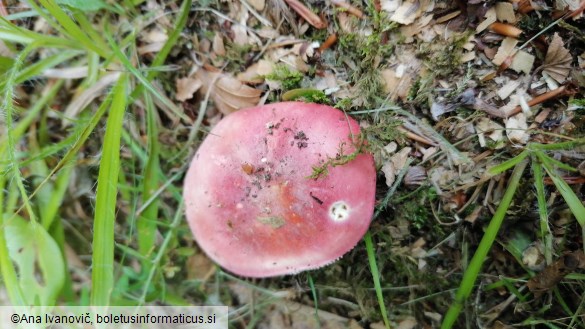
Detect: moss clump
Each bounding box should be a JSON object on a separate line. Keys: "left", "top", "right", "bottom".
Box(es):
{"left": 416, "top": 31, "right": 473, "bottom": 79}
{"left": 394, "top": 187, "right": 439, "bottom": 230}
{"left": 266, "top": 64, "right": 303, "bottom": 90}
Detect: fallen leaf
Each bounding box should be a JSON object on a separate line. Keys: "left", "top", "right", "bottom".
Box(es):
{"left": 196, "top": 69, "right": 262, "bottom": 115}
{"left": 212, "top": 32, "right": 226, "bottom": 57}
{"left": 527, "top": 250, "right": 585, "bottom": 298}
{"left": 237, "top": 59, "right": 273, "bottom": 84}
{"left": 175, "top": 77, "right": 202, "bottom": 102}
{"left": 543, "top": 33, "right": 572, "bottom": 83}
{"left": 390, "top": 1, "right": 420, "bottom": 25}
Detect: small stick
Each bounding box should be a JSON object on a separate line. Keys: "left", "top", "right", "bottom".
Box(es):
{"left": 331, "top": 0, "right": 364, "bottom": 18}
{"left": 284, "top": 0, "right": 327, "bottom": 29}
{"left": 508, "top": 86, "right": 567, "bottom": 117}
{"left": 397, "top": 126, "right": 436, "bottom": 146}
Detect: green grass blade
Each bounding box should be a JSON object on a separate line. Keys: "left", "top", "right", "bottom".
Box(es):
{"left": 541, "top": 163, "right": 585, "bottom": 227}
{"left": 441, "top": 159, "right": 528, "bottom": 328}
{"left": 8, "top": 87, "right": 115, "bottom": 219}
{"left": 529, "top": 139, "right": 585, "bottom": 151}
{"left": 3, "top": 44, "right": 39, "bottom": 223}
{"left": 0, "top": 17, "right": 81, "bottom": 48}
{"left": 90, "top": 73, "right": 129, "bottom": 306}
{"left": 32, "top": 0, "right": 109, "bottom": 57}
{"left": 488, "top": 150, "right": 529, "bottom": 175}
{"left": 130, "top": 0, "right": 192, "bottom": 99}
{"left": 531, "top": 160, "right": 553, "bottom": 264}
{"left": 104, "top": 28, "right": 191, "bottom": 123}
{"left": 535, "top": 151, "right": 578, "bottom": 173}
{"left": 364, "top": 232, "right": 391, "bottom": 328}
{"left": 137, "top": 91, "right": 160, "bottom": 273}
{"left": 307, "top": 273, "right": 321, "bottom": 329}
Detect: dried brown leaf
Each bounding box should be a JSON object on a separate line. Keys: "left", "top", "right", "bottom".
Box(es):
{"left": 527, "top": 250, "right": 585, "bottom": 298}
{"left": 543, "top": 33, "right": 572, "bottom": 83}
{"left": 175, "top": 77, "right": 202, "bottom": 102}
{"left": 237, "top": 59, "right": 273, "bottom": 84}
{"left": 196, "top": 69, "right": 262, "bottom": 115}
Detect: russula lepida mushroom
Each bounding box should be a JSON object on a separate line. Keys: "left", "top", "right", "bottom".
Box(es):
{"left": 183, "top": 102, "right": 376, "bottom": 277}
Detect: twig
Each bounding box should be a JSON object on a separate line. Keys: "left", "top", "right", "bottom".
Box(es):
{"left": 283, "top": 0, "right": 327, "bottom": 29}
{"left": 509, "top": 86, "right": 567, "bottom": 117}
{"left": 331, "top": 0, "right": 364, "bottom": 18}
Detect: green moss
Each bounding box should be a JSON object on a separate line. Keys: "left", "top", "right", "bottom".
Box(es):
{"left": 334, "top": 8, "right": 397, "bottom": 109}
{"left": 308, "top": 136, "right": 366, "bottom": 179}
{"left": 394, "top": 187, "right": 439, "bottom": 230}
{"left": 416, "top": 31, "right": 473, "bottom": 79}
{"left": 265, "top": 64, "right": 303, "bottom": 90}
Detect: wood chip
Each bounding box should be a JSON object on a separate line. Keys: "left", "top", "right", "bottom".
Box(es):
{"left": 476, "top": 7, "right": 497, "bottom": 33}
{"left": 495, "top": 2, "right": 516, "bottom": 23}
{"left": 493, "top": 37, "right": 518, "bottom": 65}
{"left": 510, "top": 50, "right": 535, "bottom": 74}
{"left": 497, "top": 79, "right": 521, "bottom": 100}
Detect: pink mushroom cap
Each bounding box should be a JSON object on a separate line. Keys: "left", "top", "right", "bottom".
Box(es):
{"left": 183, "top": 102, "right": 376, "bottom": 277}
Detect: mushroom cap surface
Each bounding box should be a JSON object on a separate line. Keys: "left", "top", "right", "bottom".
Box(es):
{"left": 183, "top": 102, "right": 376, "bottom": 277}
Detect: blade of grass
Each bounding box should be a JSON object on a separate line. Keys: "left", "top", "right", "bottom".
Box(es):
{"left": 531, "top": 160, "right": 553, "bottom": 265}
{"left": 307, "top": 273, "right": 321, "bottom": 329}
{"left": 530, "top": 139, "right": 585, "bottom": 151}
{"left": 0, "top": 80, "right": 64, "bottom": 155}
{"left": 103, "top": 27, "right": 191, "bottom": 123}
{"left": 0, "top": 17, "right": 81, "bottom": 48}
{"left": 441, "top": 159, "right": 528, "bottom": 329}
{"left": 538, "top": 156, "right": 585, "bottom": 227}
{"left": 535, "top": 152, "right": 578, "bottom": 173}
{"left": 129, "top": 0, "right": 192, "bottom": 99}
{"left": 8, "top": 86, "right": 116, "bottom": 220}
{"left": 137, "top": 91, "right": 160, "bottom": 274}
{"left": 90, "top": 73, "right": 129, "bottom": 306}
{"left": 139, "top": 202, "right": 184, "bottom": 304}
{"left": 3, "top": 44, "right": 39, "bottom": 223}
{"left": 488, "top": 150, "right": 529, "bottom": 175}
{"left": 31, "top": 0, "right": 109, "bottom": 57}
{"left": 364, "top": 232, "right": 391, "bottom": 329}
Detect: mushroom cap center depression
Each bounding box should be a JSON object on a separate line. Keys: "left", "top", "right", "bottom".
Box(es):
{"left": 184, "top": 102, "right": 376, "bottom": 277}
